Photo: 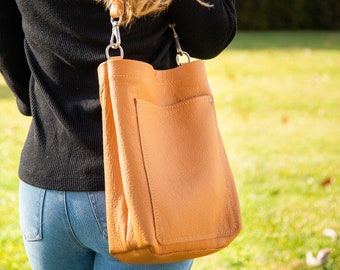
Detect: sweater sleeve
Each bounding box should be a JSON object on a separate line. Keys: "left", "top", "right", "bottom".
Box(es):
{"left": 0, "top": 0, "right": 31, "bottom": 116}
{"left": 168, "top": 0, "right": 237, "bottom": 59}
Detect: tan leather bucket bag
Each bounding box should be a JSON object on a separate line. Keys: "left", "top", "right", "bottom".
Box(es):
{"left": 97, "top": 3, "right": 242, "bottom": 264}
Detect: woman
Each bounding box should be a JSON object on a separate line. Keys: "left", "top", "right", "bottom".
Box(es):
{"left": 0, "top": 0, "right": 237, "bottom": 269}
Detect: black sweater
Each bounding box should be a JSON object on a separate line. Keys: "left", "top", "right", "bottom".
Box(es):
{"left": 0, "top": 0, "right": 237, "bottom": 191}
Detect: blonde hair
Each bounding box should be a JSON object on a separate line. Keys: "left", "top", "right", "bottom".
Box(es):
{"left": 99, "top": 0, "right": 211, "bottom": 24}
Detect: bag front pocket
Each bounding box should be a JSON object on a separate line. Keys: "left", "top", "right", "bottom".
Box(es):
{"left": 136, "top": 95, "right": 232, "bottom": 245}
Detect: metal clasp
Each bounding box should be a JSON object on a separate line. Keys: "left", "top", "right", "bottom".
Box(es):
{"left": 169, "top": 24, "right": 190, "bottom": 65}
{"left": 105, "top": 16, "right": 124, "bottom": 59}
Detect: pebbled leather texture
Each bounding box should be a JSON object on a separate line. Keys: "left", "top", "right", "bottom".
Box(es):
{"left": 98, "top": 58, "right": 242, "bottom": 264}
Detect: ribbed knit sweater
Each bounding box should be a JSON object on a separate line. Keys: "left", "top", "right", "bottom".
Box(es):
{"left": 0, "top": 0, "right": 236, "bottom": 191}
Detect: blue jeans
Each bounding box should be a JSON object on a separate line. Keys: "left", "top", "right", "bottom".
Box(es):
{"left": 19, "top": 181, "right": 193, "bottom": 270}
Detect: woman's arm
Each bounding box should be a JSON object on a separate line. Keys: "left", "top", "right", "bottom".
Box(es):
{"left": 0, "top": 0, "right": 31, "bottom": 116}
{"left": 168, "top": 0, "right": 237, "bottom": 59}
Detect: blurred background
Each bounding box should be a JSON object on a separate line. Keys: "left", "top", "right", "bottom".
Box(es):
{"left": 236, "top": 0, "right": 340, "bottom": 30}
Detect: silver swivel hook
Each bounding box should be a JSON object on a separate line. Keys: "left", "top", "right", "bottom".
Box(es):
{"left": 105, "top": 16, "right": 124, "bottom": 59}
{"left": 169, "top": 24, "right": 190, "bottom": 65}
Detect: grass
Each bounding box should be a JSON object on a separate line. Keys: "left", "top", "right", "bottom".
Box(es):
{"left": 1, "top": 31, "right": 339, "bottom": 269}
{"left": 0, "top": 80, "right": 30, "bottom": 269}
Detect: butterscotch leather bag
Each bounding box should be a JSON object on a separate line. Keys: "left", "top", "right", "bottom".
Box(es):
{"left": 97, "top": 3, "right": 242, "bottom": 264}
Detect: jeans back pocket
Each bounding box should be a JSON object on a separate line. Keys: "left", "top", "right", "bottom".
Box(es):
{"left": 88, "top": 191, "right": 108, "bottom": 239}
{"left": 19, "top": 181, "right": 46, "bottom": 241}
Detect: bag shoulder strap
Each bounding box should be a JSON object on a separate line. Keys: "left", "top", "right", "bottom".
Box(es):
{"left": 105, "top": 1, "right": 190, "bottom": 65}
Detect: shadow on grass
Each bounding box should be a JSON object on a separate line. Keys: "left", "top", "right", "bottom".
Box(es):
{"left": 229, "top": 31, "right": 340, "bottom": 50}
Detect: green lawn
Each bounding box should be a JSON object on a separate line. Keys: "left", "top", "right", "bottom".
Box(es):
{"left": 1, "top": 31, "right": 339, "bottom": 269}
